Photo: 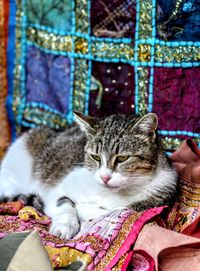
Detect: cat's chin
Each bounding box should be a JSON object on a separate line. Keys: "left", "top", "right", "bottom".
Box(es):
{"left": 104, "top": 183, "right": 119, "bottom": 189}
{"left": 100, "top": 182, "right": 125, "bottom": 192}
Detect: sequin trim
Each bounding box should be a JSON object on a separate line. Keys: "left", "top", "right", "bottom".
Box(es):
{"left": 179, "top": 178, "right": 200, "bottom": 205}
{"left": 23, "top": 108, "right": 67, "bottom": 129}
{"left": 27, "top": 27, "right": 72, "bottom": 52}
{"left": 73, "top": 59, "right": 88, "bottom": 113}
{"left": 161, "top": 137, "right": 200, "bottom": 151}
{"left": 155, "top": 44, "right": 200, "bottom": 63}
{"left": 139, "top": 0, "right": 152, "bottom": 39}
{"left": 166, "top": 177, "right": 200, "bottom": 231}
{"left": 134, "top": 0, "right": 153, "bottom": 115}
{"left": 46, "top": 246, "right": 92, "bottom": 268}
{"left": 137, "top": 67, "right": 149, "bottom": 114}
{"left": 75, "top": 0, "right": 89, "bottom": 34}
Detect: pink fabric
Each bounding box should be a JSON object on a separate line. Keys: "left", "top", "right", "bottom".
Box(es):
{"left": 122, "top": 250, "right": 155, "bottom": 271}
{"left": 0, "top": 201, "right": 24, "bottom": 215}
{"left": 132, "top": 250, "right": 155, "bottom": 271}
{"left": 105, "top": 207, "right": 165, "bottom": 270}
{"left": 158, "top": 243, "right": 200, "bottom": 271}
{"left": 170, "top": 139, "right": 200, "bottom": 183}
{"left": 121, "top": 251, "right": 134, "bottom": 271}
{"left": 134, "top": 223, "right": 200, "bottom": 271}
{"left": 182, "top": 216, "right": 200, "bottom": 238}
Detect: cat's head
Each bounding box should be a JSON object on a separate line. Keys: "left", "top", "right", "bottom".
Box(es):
{"left": 74, "top": 112, "right": 159, "bottom": 192}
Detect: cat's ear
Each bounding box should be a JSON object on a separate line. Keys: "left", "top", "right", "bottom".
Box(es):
{"left": 132, "top": 113, "right": 158, "bottom": 139}
{"left": 74, "top": 111, "right": 96, "bottom": 134}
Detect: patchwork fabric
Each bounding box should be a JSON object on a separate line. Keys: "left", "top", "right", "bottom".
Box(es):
{"left": 3, "top": 0, "right": 200, "bottom": 151}
{"left": 0, "top": 203, "right": 164, "bottom": 270}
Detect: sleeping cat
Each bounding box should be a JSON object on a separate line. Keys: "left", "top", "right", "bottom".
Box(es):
{"left": 0, "top": 112, "right": 177, "bottom": 239}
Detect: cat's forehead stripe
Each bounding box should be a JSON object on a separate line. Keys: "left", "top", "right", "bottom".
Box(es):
{"left": 106, "top": 117, "right": 115, "bottom": 129}
{"left": 97, "top": 140, "right": 102, "bottom": 153}
{"left": 102, "top": 154, "right": 107, "bottom": 166}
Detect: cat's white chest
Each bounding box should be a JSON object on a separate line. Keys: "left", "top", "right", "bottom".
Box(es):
{"left": 57, "top": 167, "right": 125, "bottom": 221}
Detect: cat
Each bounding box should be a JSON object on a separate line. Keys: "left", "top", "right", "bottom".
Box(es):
{"left": 0, "top": 112, "right": 177, "bottom": 239}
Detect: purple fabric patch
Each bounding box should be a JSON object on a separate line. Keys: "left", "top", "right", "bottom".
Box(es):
{"left": 26, "top": 46, "right": 71, "bottom": 114}
{"left": 91, "top": 0, "right": 136, "bottom": 38}
{"left": 153, "top": 67, "right": 200, "bottom": 134}
{"left": 89, "top": 62, "right": 135, "bottom": 116}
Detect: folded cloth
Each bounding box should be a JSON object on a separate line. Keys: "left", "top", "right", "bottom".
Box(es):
{"left": 170, "top": 139, "right": 200, "bottom": 183}
{"left": 0, "top": 201, "right": 24, "bottom": 215}
{"left": 134, "top": 223, "right": 200, "bottom": 271}
{"left": 0, "top": 231, "right": 87, "bottom": 271}
{"left": 165, "top": 140, "right": 200, "bottom": 235}
{"left": 0, "top": 231, "right": 53, "bottom": 271}
{"left": 164, "top": 178, "right": 200, "bottom": 233}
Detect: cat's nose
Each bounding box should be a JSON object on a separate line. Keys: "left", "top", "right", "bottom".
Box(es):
{"left": 100, "top": 174, "right": 111, "bottom": 184}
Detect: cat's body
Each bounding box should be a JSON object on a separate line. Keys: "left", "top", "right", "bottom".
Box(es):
{"left": 0, "top": 113, "right": 177, "bottom": 239}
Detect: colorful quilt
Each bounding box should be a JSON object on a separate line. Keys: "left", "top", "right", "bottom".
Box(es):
{"left": 0, "top": 0, "right": 200, "bottom": 154}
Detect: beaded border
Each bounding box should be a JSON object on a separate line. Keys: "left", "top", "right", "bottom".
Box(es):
{"left": 26, "top": 27, "right": 200, "bottom": 65}
{"left": 73, "top": 0, "right": 91, "bottom": 116}
{"left": 161, "top": 137, "right": 200, "bottom": 151}
{"left": 13, "top": 0, "right": 27, "bottom": 135}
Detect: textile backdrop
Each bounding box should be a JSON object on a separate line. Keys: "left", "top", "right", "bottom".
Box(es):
{"left": 0, "top": 0, "right": 200, "bottom": 157}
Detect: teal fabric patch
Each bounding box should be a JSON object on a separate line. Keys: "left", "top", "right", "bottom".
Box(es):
{"left": 27, "top": 0, "right": 73, "bottom": 32}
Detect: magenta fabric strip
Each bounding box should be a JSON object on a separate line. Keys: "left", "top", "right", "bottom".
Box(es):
{"left": 121, "top": 250, "right": 134, "bottom": 271}
{"left": 104, "top": 206, "right": 166, "bottom": 270}
{"left": 132, "top": 250, "right": 155, "bottom": 271}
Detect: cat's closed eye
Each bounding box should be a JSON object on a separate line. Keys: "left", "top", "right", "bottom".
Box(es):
{"left": 91, "top": 154, "right": 101, "bottom": 162}
{"left": 116, "top": 155, "right": 130, "bottom": 163}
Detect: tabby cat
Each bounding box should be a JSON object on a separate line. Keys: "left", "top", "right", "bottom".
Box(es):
{"left": 0, "top": 112, "right": 177, "bottom": 239}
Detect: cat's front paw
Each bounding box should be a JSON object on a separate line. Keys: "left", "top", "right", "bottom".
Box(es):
{"left": 49, "top": 215, "right": 80, "bottom": 239}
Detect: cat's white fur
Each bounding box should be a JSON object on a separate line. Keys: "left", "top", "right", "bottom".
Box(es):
{"left": 0, "top": 134, "right": 176, "bottom": 239}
